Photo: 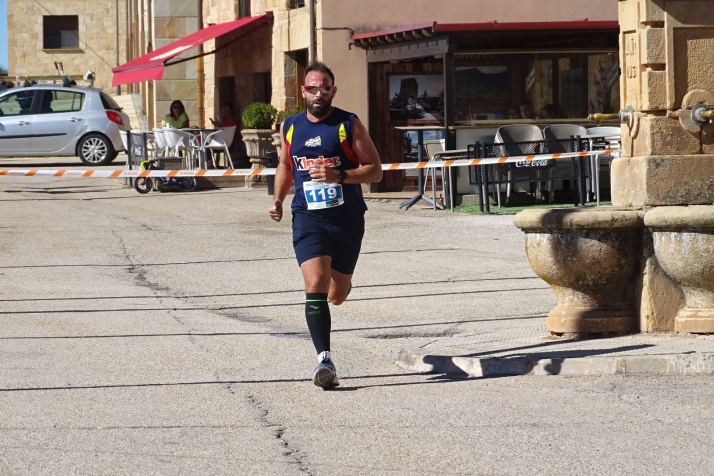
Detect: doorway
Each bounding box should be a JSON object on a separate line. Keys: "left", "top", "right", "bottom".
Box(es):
{"left": 217, "top": 76, "right": 236, "bottom": 115}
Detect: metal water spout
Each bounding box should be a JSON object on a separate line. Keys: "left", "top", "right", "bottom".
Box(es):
{"left": 587, "top": 105, "right": 635, "bottom": 126}
{"left": 691, "top": 103, "right": 714, "bottom": 127}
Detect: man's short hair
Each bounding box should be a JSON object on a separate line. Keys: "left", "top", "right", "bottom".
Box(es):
{"left": 304, "top": 61, "right": 335, "bottom": 85}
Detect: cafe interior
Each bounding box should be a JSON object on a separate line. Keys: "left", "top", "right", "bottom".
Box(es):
{"left": 353, "top": 20, "right": 621, "bottom": 194}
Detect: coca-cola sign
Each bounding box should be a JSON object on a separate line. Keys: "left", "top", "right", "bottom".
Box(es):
{"left": 514, "top": 159, "right": 552, "bottom": 168}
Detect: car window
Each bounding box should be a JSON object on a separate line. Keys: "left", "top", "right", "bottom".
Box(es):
{"left": 39, "top": 90, "right": 85, "bottom": 114}
{"left": 0, "top": 91, "right": 37, "bottom": 116}
{"left": 99, "top": 92, "right": 122, "bottom": 111}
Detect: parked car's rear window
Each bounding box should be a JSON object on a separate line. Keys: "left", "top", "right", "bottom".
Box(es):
{"left": 100, "top": 92, "right": 122, "bottom": 111}
{"left": 39, "top": 90, "right": 85, "bottom": 114}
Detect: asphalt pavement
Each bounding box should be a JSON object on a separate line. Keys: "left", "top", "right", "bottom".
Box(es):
{"left": 0, "top": 159, "right": 713, "bottom": 475}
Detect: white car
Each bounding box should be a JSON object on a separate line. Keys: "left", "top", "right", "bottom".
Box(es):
{"left": 0, "top": 84, "right": 131, "bottom": 165}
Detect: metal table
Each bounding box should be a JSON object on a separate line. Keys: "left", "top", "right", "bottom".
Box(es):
{"left": 395, "top": 126, "right": 445, "bottom": 211}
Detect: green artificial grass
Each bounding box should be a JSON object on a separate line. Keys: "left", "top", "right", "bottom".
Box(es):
{"left": 455, "top": 200, "right": 613, "bottom": 215}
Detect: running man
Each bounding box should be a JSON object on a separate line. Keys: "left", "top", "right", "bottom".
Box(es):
{"left": 268, "top": 62, "right": 383, "bottom": 389}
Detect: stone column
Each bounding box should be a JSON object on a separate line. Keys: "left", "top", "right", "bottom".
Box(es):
{"left": 614, "top": 0, "right": 714, "bottom": 332}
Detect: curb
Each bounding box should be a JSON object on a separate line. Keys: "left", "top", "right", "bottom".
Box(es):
{"left": 397, "top": 348, "right": 714, "bottom": 377}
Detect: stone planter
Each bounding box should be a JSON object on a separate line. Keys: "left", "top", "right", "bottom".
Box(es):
{"left": 242, "top": 129, "right": 276, "bottom": 187}
{"left": 645, "top": 206, "right": 714, "bottom": 334}
{"left": 513, "top": 208, "right": 644, "bottom": 336}
{"left": 272, "top": 131, "right": 281, "bottom": 158}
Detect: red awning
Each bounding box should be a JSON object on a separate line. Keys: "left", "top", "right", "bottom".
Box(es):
{"left": 112, "top": 14, "right": 272, "bottom": 86}
{"left": 432, "top": 20, "right": 619, "bottom": 33}
{"left": 351, "top": 19, "right": 618, "bottom": 48}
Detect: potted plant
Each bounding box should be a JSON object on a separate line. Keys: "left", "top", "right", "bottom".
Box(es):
{"left": 272, "top": 105, "right": 304, "bottom": 156}
{"left": 241, "top": 102, "right": 277, "bottom": 186}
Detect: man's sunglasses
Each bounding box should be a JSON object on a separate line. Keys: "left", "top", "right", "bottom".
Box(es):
{"left": 303, "top": 86, "right": 335, "bottom": 95}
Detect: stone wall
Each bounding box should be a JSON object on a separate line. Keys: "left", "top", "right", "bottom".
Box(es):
{"left": 152, "top": 0, "right": 199, "bottom": 129}
{"left": 615, "top": 0, "right": 714, "bottom": 206}
{"left": 7, "top": 0, "right": 128, "bottom": 93}
{"left": 271, "top": 6, "right": 310, "bottom": 112}
{"left": 613, "top": 0, "right": 714, "bottom": 332}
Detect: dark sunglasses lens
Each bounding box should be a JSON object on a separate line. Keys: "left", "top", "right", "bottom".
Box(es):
{"left": 306, "top": 86, "right": 332, "bottom": 94}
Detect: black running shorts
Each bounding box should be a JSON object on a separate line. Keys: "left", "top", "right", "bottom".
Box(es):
{"left": 292, "top": 211, "right": 365, "bottom": 275}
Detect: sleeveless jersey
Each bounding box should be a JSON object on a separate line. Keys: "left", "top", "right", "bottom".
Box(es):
{"left": 283, "top": 108, "right": 367, "bottom": 216}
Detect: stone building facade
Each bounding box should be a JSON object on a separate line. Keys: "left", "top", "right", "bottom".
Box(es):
{"left": 151, "top": 1, "right": 200, "bottom": 128}
{"left": 7, "top": 0, "right": 128, "bottom": 93}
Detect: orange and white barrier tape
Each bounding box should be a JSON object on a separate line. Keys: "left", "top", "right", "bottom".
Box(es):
{"left": 0, "top": 149, "right": 620, "bottom": 178}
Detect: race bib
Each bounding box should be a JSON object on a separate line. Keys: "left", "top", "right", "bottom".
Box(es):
{"left": 303, "top": 181, "right": 344, "bottom": 210}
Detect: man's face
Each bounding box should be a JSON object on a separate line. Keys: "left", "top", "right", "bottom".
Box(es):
{"left": 221, "top": 106, "right": 231, "bottom": 116}
{"left": 302, "top": 71, "right": 336, "bottom": 118}
{"left": 520, "top": 104, "right": 532, "bottom": 119}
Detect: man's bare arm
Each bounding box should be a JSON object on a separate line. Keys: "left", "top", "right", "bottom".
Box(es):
{"left": 268, "top": 122, "right": 294, "bottom": 222}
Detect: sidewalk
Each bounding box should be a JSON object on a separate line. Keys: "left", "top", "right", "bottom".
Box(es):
{"left": 398, "top": 329, "right": 714, "bottom": 377}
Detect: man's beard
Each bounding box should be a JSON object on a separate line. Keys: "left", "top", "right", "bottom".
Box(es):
{"left": 307, "top": 96, "right": 332, "bottom": 118}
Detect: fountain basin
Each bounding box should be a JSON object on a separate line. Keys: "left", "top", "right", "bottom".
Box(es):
{"left": 645, "top": 206, "right": 714, "bottom": 334}
{"left": 514, "top": 208, "right": 644, "bottom": 336}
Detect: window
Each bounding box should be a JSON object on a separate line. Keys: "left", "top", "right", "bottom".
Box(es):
{"left": 454, "top": 52, "right": 620, "bottom": 122}
{"left": 43, "top": 16, "right": 79, "bottom": 49}
{"left": 39, "top": 91, "right": 85, "bottom": 114}
{"left": 237, "top": 0, "right": 251, "bottom": 19}
{"left": 0, "top": 91, "right": 36, "bottom": 116}
{"left": 289, "top": 0, "right": 306, "bottom": 7}
{"left": 100, "top": 92, "right": 122, "bottom": 111}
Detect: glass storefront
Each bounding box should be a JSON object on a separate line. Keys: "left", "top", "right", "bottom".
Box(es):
{"left": 454, "top": 52, "right": 620, "bottom": 122}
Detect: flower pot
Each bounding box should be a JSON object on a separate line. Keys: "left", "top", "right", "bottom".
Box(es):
{"left": 241, "top": 129, "right": 276, "bottom": 186}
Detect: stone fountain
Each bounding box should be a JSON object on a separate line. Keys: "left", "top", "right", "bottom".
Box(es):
{"left": 514, "top": 0, "right": 714, "bottom": 336}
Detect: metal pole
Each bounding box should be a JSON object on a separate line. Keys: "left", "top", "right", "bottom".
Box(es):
{"left": 308, "top": 0, "right": 316, "bottom": 62}
{"left": 115, "top": 0, "right": 121, "bottom": 95}
{"left": 431, "top": 166, "right": 437, "bottom": 211}
{"left": 417, "top": 129, "right": 424, "bottom": 200}
{"left": 449, "top": 166, "right": 454, "bottom": 212}
{"left": 196, "top": 0, "right": 205, "bottom": 128}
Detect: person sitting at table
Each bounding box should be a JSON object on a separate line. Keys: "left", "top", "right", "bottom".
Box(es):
{"left": 520, "top": 101, "right": 535, "bottom": 120}
{"left": 507, "top": 107, "right": 520, "bottom": 119}
{"left": 162, "top": 100, "right": 190, "bottom": 129}
{"left": 206, "top": 102, "right": 240, "bottom": 168}
{"left": 209, "top": 102, "right": 239, "bottom": 128}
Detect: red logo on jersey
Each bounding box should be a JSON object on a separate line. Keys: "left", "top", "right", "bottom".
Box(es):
{"left": 293, "top": 156, "right": 342, "bottom": 170}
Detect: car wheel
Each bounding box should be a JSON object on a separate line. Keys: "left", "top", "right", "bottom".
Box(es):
{"left": 78, "top": 134, "right": 116, "bottom": 166}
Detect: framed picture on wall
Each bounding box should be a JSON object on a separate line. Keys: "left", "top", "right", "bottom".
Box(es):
{"left": 388, "top": 73, "right": 444, "bottom": 122}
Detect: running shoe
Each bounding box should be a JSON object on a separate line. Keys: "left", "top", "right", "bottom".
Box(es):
{"left": 313, "top": 358, "right": 340, "bottom": 389}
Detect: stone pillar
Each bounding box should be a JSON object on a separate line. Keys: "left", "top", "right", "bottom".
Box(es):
{"left": 614, "top": 0, "right": 714, "bottom": 332}
{"left": 515, "top": 0, "right": 714, "bottom": 336}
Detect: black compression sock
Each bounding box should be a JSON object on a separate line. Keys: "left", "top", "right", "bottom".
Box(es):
{"left": 305, "top": 293, "right": 331, "bottom": 355}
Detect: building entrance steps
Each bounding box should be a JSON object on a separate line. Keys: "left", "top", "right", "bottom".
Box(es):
{"left": 397, "top": 329, "right": 714, "bottom": 377}
{"left": 110, "top": 93, "right": 148, "bottom": 131}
